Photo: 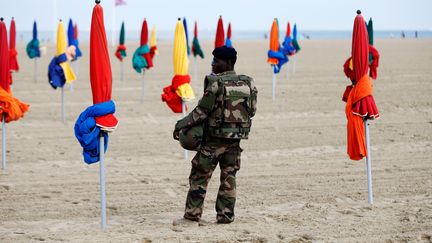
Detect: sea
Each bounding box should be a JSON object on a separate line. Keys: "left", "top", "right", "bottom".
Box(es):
{"left": 15, "top": 30, "right": 432, "bottom": 44}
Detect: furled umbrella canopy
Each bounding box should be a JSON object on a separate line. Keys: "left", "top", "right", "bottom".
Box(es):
{"left": 132, "top": 19, "right": 153, "bottom": 73}
{"left": 342, "top": 10, "right": 379, "bottom": 160}
{"left": 74, "top": 23, "right": 78, "bottom": 41}
{"left": 161, "top": 19, "right": 195, "bottom": 113}
{"left": 267, "top": 18, "right": 287, "bottom": 73}
{"left": 225, "top": 22, "right": 232, "bottom": 48}
{"left": 215, "top": 16, "right": 225, "bottom": 48}
{"left": 292, "top": 23, "right": 301, "bottom": 52}
{"left": 67, "top": 19, "right": 82, "bottom": 60}
{"left": 26, "top": 21, "right": 40, "bottom": 59}
{"left": 191, "top": 21, "right": 204, "bottom": 58}
{"left": 115, "top": 21, "right": 127, "bottom": 61}
{"left": 282, "top": 21, "right": 295, "bottom": 56}
{"left": 9, "top": 18, "right": 19, "bottom": 73}
{"left": 0, "top": 18, "right": 29, "bottom": 123}
{"left": 183, "top": 17, "right": 190, "bottom": 55}
{"left": 149, "top": 25, "right": 157, "bottom": 59}
{"left": 0, "top": 19, "right": 9, "bottom": 92}
{"left": 74, "top": 1, "right": 118, "bottom": 164}
{"left": 47, "top": 20, "right": 76, "bottom": 89}
{"left": 367, "top": 18, "right": 379, "bottom": 79}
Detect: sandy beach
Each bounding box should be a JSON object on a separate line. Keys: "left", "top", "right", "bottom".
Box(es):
{"left": 0, "top": 39, "right": 431, "bottom": 242}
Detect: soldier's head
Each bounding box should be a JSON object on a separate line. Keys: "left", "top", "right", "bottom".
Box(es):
{"left": 212, "top": 46, "right": 237, "bottom": 74}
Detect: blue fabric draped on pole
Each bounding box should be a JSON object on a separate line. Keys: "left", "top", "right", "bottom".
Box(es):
{"left": 67, "top": 19, "right": 82, "bottom": 60}
{"left": 26, "top": 21, "right": 40, "bottom": 58}
{"left": 282, "top": 36, "right": 295, "bottom": 56}
{"left": 268, "top": 48, "right": 288, "bottom": 74}
{"left": 132, "top": 45, "right": 149, "bottom": 73}
{"left": 74, "top": 100, "right": 116, "bottom": 164}
{"left": 183, "top": 17, "right": 190, "bottom": 56}
{"left": 225, "top": 38, "right": 232, "bottom": 48}
{"left": 48, "top": 53, "right": 68, "bottom": 89}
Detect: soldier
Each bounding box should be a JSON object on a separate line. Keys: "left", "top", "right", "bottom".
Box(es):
{"left": 173, "top": 46, "right": 258, "bottom": 224}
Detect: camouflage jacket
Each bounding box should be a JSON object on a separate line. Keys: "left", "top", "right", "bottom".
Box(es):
{"left": 175, "top": 71, "right": 258, "bottom": 139}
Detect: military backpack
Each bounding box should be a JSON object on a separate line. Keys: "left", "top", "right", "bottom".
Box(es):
{"left": 206, "top": 74, "right": 256, "bottom": 139}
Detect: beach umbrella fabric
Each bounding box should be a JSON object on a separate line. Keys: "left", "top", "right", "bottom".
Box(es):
{"left": 0, "top": 18, "right": 29, "bottom": 123}
{"left": 67, "top": 19, "right": 82, "bottom": 60}
{"left": 225, "top": 22, "right": 232, "bottom": 48}
{"left": 343, "top": 11, "right": 379, "bottom": 161}
{"left": 115, "top": 21, "right": 126, "bottom": 61}
{"left": 132, "top": 19, "right": 153, "bottom": 73}
{"left": 215, "top": 16, "right": 225, "bottom": 48}
{"left": 282, "top": 22, "right": 295, "bottom": 56}
{"left": 74, "top": 1, "right": 118, "bottom": 164}
{"left": 191, "top": 21, "right": 204, "bottom": 58}
{"left": 267, "top": 18, "right": 287, "bottom": 73}
{"left": 9, "top": 18, "right": 19, "bottom": 74}
{"left": 183, "top": 17, "right": 190, "bottom": 55}
{"left": 149, "top": 25, "right": 157, "bottom": 59}
{"left": 26, "top": 21, "right": 40, "bottom": 59}
{"left": 48, "top": 20, "right": 76, "bottom": 89}
{"left": 292, "top": 23, "right": 301, "bottom": 52}
{"left": 161, "top": 19, "right": 195, "bottom": 113}
{"left": 367, "top": 18, "right": 379, "bottom": 79}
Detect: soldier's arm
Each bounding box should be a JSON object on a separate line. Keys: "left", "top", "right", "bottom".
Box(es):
{"left": 175, "top": 76, "right": 219, "bottom": 131}
{"left": 250, "top": 78, "right": 258, "bottom": 118}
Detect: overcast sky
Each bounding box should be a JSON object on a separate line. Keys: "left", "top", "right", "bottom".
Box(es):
{"left": 1, "top": 0, "right": 431, "bottom": 32}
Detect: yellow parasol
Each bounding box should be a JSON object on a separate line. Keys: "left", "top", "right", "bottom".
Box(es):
{"left": 56, "top": 21, "right": 76, "bottom": 83}
{"left": 173, "top": 19, "right": 194, "bottom": 101}
{"left": 150, "top": 25, "right": 158, "bottom": 57}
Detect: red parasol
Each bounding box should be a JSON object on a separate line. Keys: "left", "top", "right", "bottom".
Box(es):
{"left": 0, "top": 19, "right": 9, "bottom": 91}
{"left": 74, "top": 23, "right": 78, "bottom": 40}
{"left": 90, "top": 2, "right": 118, "bottom": 129}
{"left": 9, "top": 18, "right": 19, "bottom": 74}
{"left": 344, "top": 10, "right": 379, "bottom": 161}
{"left": 140, "top": 19, "right": 148, "bottom": 46}
{"left": 140, "top": 19, "right": 153, "bottom": 68}
{"left": 227, "top": 22, "right": 232, "bottom": 39}
{"left": 215, "top": 16, "right": 225, "bottom": 48}
{"left": 286, "top": 22, "right": 291, "bottom": 37}
{"left": 194, "top": 21, "right": 198, "bottom": 38}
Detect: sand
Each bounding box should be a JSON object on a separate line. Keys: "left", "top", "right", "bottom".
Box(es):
{"left": 0, "top": 39, "right": 431, "bottom": 242}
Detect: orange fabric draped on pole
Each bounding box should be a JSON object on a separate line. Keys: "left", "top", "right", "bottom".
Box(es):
{"left": 345, "top": 74, "right": 372, "bottom": 160}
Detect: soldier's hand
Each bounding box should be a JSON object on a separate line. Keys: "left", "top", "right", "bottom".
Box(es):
{"left": 173, "top": 129, "right": 180, "bottom": 140}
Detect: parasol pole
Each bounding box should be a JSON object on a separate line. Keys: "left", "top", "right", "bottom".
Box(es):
{"left": 111, "top": 1, "right": 116, "bottom": 47}
{"left": 286, "top": 62, "right": 289, "bottom": 80}
{"left": 364, "top": 119, "right": 373, "bottom": 204}
{"left": 52, "top": 0, "right": 57, "bottom": 43}
{"left": 194, "top": 56, "right": 198, "bottom": 83}
{"left": 272, "top": 66, "right": 276, "bottom": 101}
{"left": 182, "top": 100, "right": 188, "bottom": 160}
{"left": 293, "top": 55, "right": 296, "bottom": 74}
{"left": 120, "top": 60, "right": 124, "bottom": 82}
{"left": 61, "top": 86, "right": 65, "bottom": 123}
{"left": 34, "top": 58, "right": 38, "bottom": 83}
{"left": 140, "top": 71, "right": 145, "bottom": 103}
{"left": 2, "top": 114, "right": 6, "bottom": 170}
{"left": 99, "top": 132, "right": 107, "bottom": 229}
{"left": 70, "top": 62, "right": 76, "bottom": 92}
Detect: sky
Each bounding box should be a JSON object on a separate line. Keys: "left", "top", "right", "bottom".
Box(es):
{"left": 0, "top": 0, "right": 431, "bottom": 33}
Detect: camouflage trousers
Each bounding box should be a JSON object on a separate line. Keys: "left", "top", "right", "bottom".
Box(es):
{"left": 184, "top": 138, "right": 242, "bottom": 223}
